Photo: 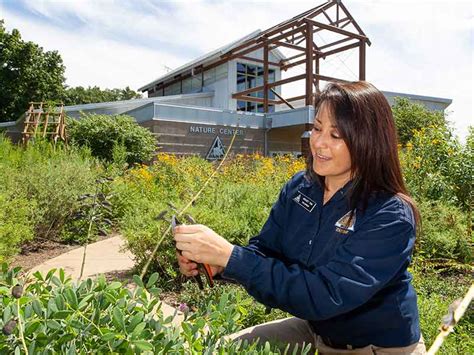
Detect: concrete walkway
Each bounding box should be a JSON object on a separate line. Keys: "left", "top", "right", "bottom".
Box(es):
{"left": 30, "top": 236, "right": 184, "bottom": 326}
{"left": 30, "top": 236, "right": 135, "bottom": 280}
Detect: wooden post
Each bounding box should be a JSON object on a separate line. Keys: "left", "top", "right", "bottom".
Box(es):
{"left": 263, "top": 44, "right": 269, "bottom": 112}
{"left": 305, "top": 21, "right": 314, "bottom": 106}
{"left": 359, "top": 39, "right": 366, "bottom": 81}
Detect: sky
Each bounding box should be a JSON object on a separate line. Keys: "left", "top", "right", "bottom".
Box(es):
{"left": 1, "top": 0, "right": 472, "bottom": 141}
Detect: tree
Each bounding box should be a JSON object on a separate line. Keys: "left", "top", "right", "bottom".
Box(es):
{"left": 392, "top": 97, "right": 449, "bottom": 145}
{"left": 0, "top": 20, "right": 65, "bottom": 122}
{"left": 62, "top": 86, "right": 142, "bottom": 106}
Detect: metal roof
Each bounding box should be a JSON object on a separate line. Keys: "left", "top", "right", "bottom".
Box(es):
{"left": 137, "top": 30, "right": 286, "bottom": 92}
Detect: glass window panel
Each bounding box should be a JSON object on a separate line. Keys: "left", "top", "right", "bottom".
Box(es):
{"left": 257, "top": 104, "right": 264, "bottom": 113}
{"left": 203, "top": 68, "right": 216, "bottom": 86}
{"left": 237, "top": 101, "right": 246, "bottom": 111}
{"left": 269, "top": 70, "right": 275, "bottom": 82}
{"left": 247, "top": 76, "right": 256, "bottom": 88}
{"left": 237, "top": 74, "right": 246, "bottom": 91}
{"left": 257, "top": 66, "right": 264, "bottom": 76}
{"left": 191, "top": 77, "right": 202, "bottom": 91}
{"left": 246, "top": 64, "right": 256, "bottom": 76}
{"left": 268, "top": 105, "right": 275, "bottom": 113}
{"left": 182, "top": 78, "right": 192, "bottom": 93}
{"left": 237, "top": 63, "right": 246, "bottom": 74}
{"left": 247, "top": 101, "right": 256, "bottom": 112}
{"left": 268, "top": 89, "right": 275, "bottom": 100}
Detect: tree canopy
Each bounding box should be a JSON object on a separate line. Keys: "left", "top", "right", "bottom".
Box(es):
{"left": 0, "top": 21, "right": 142, "bottom": 123}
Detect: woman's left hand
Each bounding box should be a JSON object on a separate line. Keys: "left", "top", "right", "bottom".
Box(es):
{"left": 173, "top": 224, "right": 234, "bottom": 268}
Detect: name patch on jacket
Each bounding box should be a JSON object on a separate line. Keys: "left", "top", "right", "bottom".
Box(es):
{"left": 335, "top": 210, "right": 356, "bottom": 234}
{"left": 292, "top": 191, "right": 316, "bottom": 212}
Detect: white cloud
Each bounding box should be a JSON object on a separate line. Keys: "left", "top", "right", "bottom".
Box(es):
{"left": 1, "top": 0, "right": 472, "bottom": 140}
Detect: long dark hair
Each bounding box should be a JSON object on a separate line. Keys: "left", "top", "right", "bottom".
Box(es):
{"left": 305, "top": 81, "right": 420, "bottom": 226}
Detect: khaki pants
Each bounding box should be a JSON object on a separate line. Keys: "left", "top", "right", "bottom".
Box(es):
{"left": 227, "top": 317, "right": 427, "bottom": 354}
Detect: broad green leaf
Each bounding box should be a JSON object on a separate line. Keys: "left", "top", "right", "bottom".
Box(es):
{"left": 133, "top": 340, "right": 153, "bottom": 352}
{"left": 64, "top": 289, "right": 78, "bottom": 309}
{"left": 127, "top": 312, "right": 144, "bottom": 333}
{"left": 101, "top": 332, "right": 116, "bottom": 342}
{"left": 45, "top": 268, "right": 57, "bottom": 281}
{"left": 108, "top": 281, "right": 122, "bottom": 290}
{"left": 59, "top": 268, "right": 65, "bottom": 283}
{"left": 32, "top": 299, "right": 43, "bottom": 317}
{"left": 133, "top": 275, "right": 144, "bottom": 288}
{"left": 146, "top": 273, "right": 159, "bottom": 288}
{"left": 24, "top": 320, "right": 41, "bottom": 336}
{"left": 46, "top": 319, "right": 61, "bottom": 330}
{"left": 112, "top": 307, "right": 125, "bottom": 331}
{"left": 132, "top": 322, "right": 146, "bottom": 336}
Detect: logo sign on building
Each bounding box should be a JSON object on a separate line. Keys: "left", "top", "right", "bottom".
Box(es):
{"left": 206, "top": 136, "right": 226, "bottom": 160}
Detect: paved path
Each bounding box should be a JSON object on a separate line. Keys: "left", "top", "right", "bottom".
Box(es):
{"left": 30, "top": 236, "right": 184, "bottom": 326}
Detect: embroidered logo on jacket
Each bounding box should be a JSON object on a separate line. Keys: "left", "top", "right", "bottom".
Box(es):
{"left": 335, "top": 210, "right": 356, "bottom": 234}
{"left": 292, "top": 191, "right": 316, "bottom": 212}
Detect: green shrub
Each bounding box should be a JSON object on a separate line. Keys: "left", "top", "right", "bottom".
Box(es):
{"left": 67, "top": 114, "right": 156, "bottom": 165}
{"left": 415, "top": 200, "right": 472, "bottom": 264}
{"left": 0, "top": 264, "right": 304, "bottom": 353}
{"left": 0, "top": 193, "right": 36, "bottom": 262}
{"left": 411, "top": 267, "right": 473, "bottom": 354}
{"left": 392, "top": 98, "right": 448, "bottom": 145}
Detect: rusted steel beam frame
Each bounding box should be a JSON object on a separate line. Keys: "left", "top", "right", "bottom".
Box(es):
{"left": 225, "top": 26, "right": 305, "bottom": 61}
{"left": 340, "top": 19, "right": 352, "bottom": 29}
{"left": 338, "top": 1, "right": 372, "bottom": 45}
{"left": 263, "top": 44, "right": 269, "bottom": 112}
{"left": 315, "top": 54, "right": 320, "bottom": 92}
{"left": 239, "top": 55, "right": 280, "bottom": 67}
{"left": 284, "top": 94, "right": 306, "bottom": 103}
{"left": 321, "top": 41, "right": 360, "bottom": 57}
{"left": 223, "top": 21, "right": 303, "bottom": 59}
{"left": 312, "top": 74, "right": 350, "bottom": 84}
{"left": 321, "top": 9, "right": 333, "bottom": 24}
{"left": 260, "top": 0, "right": 333, "bottom": 40}
{"left": 270, "top": 88, "right": 294, "bottom": 109}
{"left": 232, "top": 95, "right": 281, "bottom": 105}
{"left": 301, "top": 1, "right": 335, "bottom": 21}
{"left": 318, "top": 36, "right": 354, "bottom": 50}
{"left": 272, "top": 41, "right": 306, "bottom": 52}
{"left": 291, "top": 17, "right": 350, "bottom": 44}
{"left": 304, "top": 18, "right": 367, "bottom": 41}
{"left": 359, "top": 40, "right": 366, "bottom": 80}
{"left": 305, "top": 21, "right": 314, "bottom": 106}
{"left": 281, "top": 57, "right": 309, "bottom": 71}
{"left": 231, "top": 73, "right": 306, "bottom": 98}
{"left": 280, "top": 51, "right": 306, "bottom": 63}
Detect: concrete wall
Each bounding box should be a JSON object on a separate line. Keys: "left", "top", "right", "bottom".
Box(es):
{"left": 141, "top": 120, "right": 266, "bottom": 157}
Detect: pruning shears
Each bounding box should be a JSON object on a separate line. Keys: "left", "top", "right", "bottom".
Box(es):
{"left": 172, "top": 215, "right": 214, "bottom": 289}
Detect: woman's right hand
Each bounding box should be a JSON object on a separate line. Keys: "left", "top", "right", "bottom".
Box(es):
{"left": 176, "top": 252, "right": 224, "bottom": 277}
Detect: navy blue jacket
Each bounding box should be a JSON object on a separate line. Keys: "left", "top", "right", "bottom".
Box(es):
{"left": 223, "top": 171, "right": 421, "bottom": 348}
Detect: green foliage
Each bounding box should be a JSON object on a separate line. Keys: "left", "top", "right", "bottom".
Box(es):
{"left": 392, "top": 97, "right": 448, "bottom": 145}
{"left": 0, "top": 136, "right": 110, "bottom": 259}
{"left": 0, "top": 20, "right": 65, "bottom": 122}
{"left": 115, "top": 154, "right": 303, "bottom": 284}
{"left": 67, "top": 114, "right": 156, "bottom": 165}
{"left": 0, "top": 264, "right": 296, "bottom": 353}
{"left": 0, "top": 193, "right": 36, "bottom": 263}
{"left": 415, "top": 200, "right": 472, "bottom": 264}
{"left": 411, "top": 266, "right": 473, "bottom": 354}
{"left": 62, "top": 86, "right": 142, "bottom": 106}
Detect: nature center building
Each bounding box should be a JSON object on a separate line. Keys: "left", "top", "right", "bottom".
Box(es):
{"left": 4, "top": 0, "right": 452, "bottom": 159}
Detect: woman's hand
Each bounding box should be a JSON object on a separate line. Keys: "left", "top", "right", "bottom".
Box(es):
{"left": 173, "top": 224, "right": 234, "bottom": 268}
{"left": 176, "top": 252, "right": 224, "bottom": 277}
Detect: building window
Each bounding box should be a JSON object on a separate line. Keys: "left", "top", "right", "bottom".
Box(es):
{"left": 236, "top": 62, "right": 275, "bottom": 113}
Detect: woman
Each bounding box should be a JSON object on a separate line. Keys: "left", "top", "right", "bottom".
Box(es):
{"left": 174, "top": 81, "right": 426, "bottom": 354}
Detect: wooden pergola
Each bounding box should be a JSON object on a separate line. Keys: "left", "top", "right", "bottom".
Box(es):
{"left": 227, "top": 0, "right": 371, "bottom": 112}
